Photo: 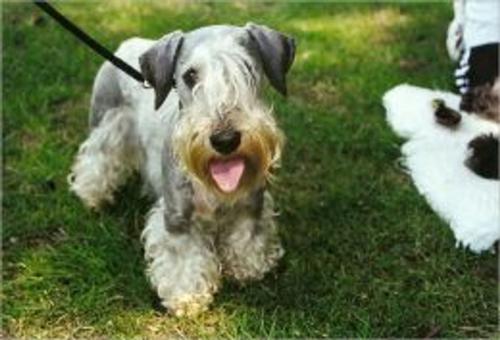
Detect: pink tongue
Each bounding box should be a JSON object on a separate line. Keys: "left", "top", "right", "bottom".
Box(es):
{"left": 209, "top": 158, "right": 245, "bottom": 193}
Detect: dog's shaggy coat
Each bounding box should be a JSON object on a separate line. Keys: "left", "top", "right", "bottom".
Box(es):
{"left": 69, "top": 24, "right": 295, "bottom": 316}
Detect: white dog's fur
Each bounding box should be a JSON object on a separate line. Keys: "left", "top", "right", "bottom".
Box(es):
{"left": 383, "top": 84, "right": 499, "bottom": 253}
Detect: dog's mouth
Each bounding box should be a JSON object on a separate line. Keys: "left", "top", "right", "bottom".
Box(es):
{"left": 209, "top": 156, "right": 246, "bottom": 193}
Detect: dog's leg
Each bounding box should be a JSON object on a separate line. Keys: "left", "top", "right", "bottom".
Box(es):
{"left": 220, "top": 191, "right": 284, "bottom": 282}
{"left": 68, "top": 106, "right": 140, "bottom": 209}
{"left": 142, "top": 198, "right": 221, "bottom": 317}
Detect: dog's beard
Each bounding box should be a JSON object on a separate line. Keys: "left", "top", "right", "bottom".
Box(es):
{"left": 171, "top": 109, "right": 284, "bottom": 201}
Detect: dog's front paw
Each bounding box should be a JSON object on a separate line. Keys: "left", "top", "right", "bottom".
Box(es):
{"left": 143, "top": 209, "right": 221, "bottom": 317}
{"left": 161, "top": 291, "right": 215, "bottom": 317}
{"left": 154, "top": 256, "right": 220, "bottom": 317}
{"left": 221, "top": 217, "right": 284, "bottom": 282}
{"left": 148, "top": 239, "right": 221, "bottom": 317}
{"left": 224, "top": 239, "right": 284, "bottom": 282}
{"left": 227, "top": 246, "right": 284, "bottom": 283}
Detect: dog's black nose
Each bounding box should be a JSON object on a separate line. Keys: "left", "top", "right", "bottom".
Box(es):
{"left": 210, "top": 129, "right": 241, "bottom": 154}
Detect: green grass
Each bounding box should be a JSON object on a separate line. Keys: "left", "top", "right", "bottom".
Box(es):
{"left": 2, "top": 1, "right": 497, "bottom": 338}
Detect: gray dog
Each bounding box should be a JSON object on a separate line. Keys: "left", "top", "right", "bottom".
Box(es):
{"left": 68, "top": 23, "right": 295, "bottom": 316}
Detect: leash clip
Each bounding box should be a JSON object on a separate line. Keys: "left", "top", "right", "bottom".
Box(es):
{"left": 142, "top": 80, "right": 152, "bottom": 89}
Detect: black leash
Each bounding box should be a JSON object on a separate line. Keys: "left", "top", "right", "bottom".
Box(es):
{"left": 33, "top": 0, "right": 146, "bottom": 84}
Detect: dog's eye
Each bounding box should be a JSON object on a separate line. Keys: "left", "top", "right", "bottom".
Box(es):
{"left": 182, "top": 68, "right": 198, "bottom": 89}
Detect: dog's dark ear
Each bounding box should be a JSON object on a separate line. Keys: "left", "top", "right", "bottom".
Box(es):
{"left": 246, "top": 23, "right": 296, "bottom": 96}
{"left": 139, "top": 31, "right": 184, "bottom": 110}
{"left": 465, "top": 134, "right": 499, "bottom": 179}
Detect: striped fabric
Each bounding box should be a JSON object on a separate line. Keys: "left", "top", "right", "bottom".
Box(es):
{"left": 455, "top": 48, "right": 470, "bottom": 94}
{"left": 455, "top": 43, "right": 499, "bottom": 95}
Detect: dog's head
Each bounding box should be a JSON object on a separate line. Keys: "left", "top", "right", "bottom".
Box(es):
{"left": 139, "top": 24, "right": 295, "bottom": 199}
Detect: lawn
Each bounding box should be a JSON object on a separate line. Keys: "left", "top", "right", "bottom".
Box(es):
{"left": 2, "top": 1, "right": 497, "bottom": 338}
